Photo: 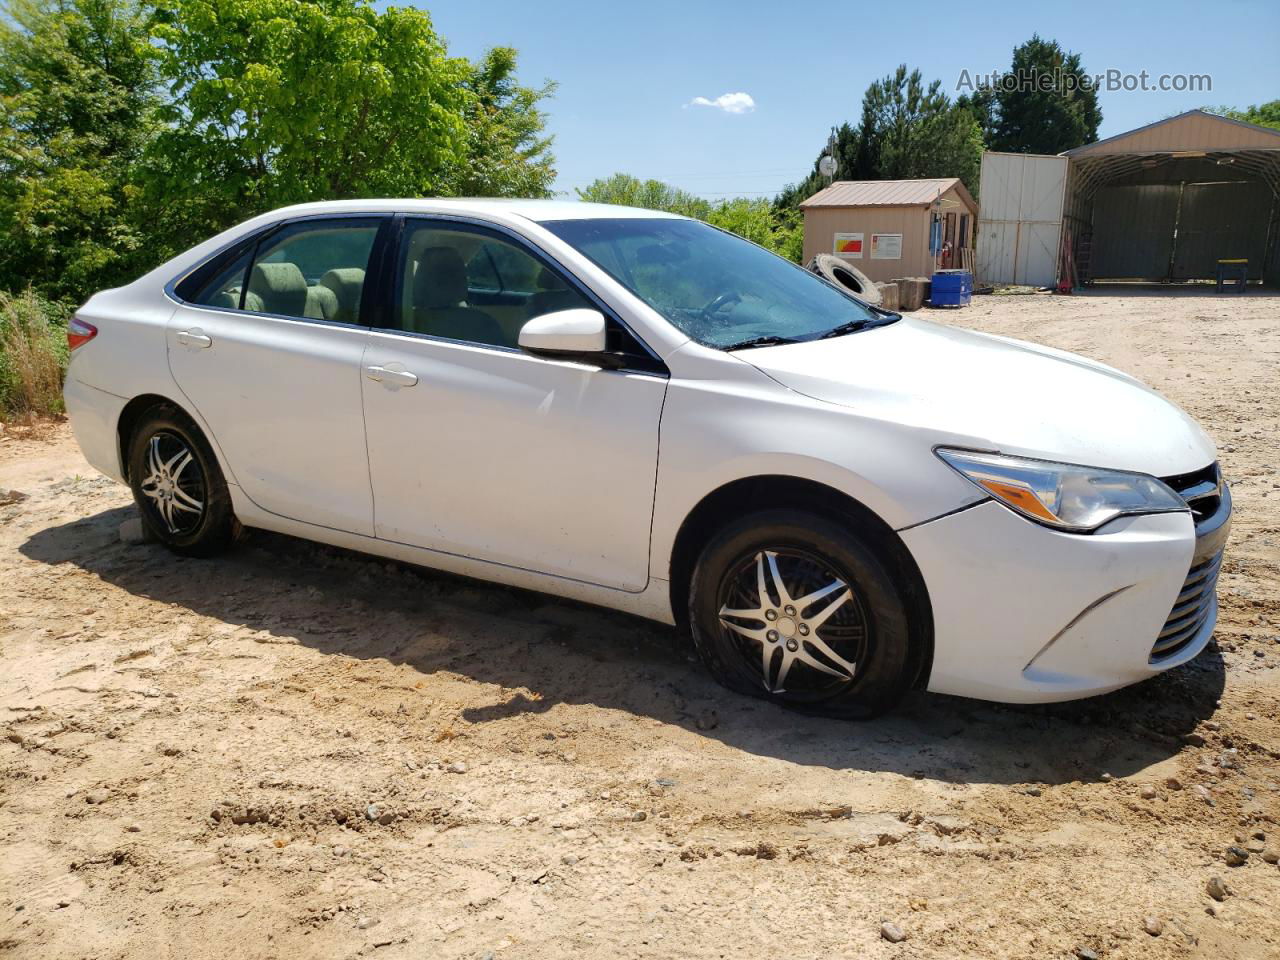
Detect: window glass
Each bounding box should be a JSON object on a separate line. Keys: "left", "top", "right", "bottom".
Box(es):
{"left": 465, "top": 247, "right": 501, "bottom": 294}
{"left": 241, "top": 218, "right": 381, "bottom": 323}
{"left": 483, "top": 241, "right": 543, "bottom": 295}
{"left": 395, "top": 222, "right": 592, "bottom": 348}
{"left": 542, "top": 218, "right": 889, "bottom": 349}
{"left": 189, "top": 249, "right": 252, "bottom": 310}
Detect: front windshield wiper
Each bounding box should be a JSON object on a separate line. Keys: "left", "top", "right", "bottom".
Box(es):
{"left": 818, "top": 308, "right": 902, "bottom": 340}
{"left": 722, "top": 334, "right": 802, "bottom": 351}
{"left": 817, "top": 319, "right": 871, "bottom": 339}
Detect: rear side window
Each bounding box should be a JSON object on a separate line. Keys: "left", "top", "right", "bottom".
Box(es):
{"left": 188, "top": 249, "right": 253, "bottom": 310}
{"left": 245, "top": 219, "right": 381, "bottom": 323}
{"left": 179, "top": 218, "right": 383, "bottom": 324}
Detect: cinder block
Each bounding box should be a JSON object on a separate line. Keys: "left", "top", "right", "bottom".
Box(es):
{"left": 890, "top": 277, "right": 928, "bottom": 312}
{"left": 875, "top": 282, "right": 900, "bottom": 312}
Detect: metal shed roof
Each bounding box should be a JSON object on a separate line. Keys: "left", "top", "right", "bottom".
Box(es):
{"left": 1063, "top": 109, "right": 1280, "bottom": 158}
{"left": 1062, "top": 110, "right": 1280, "bottom": 218}
{"left": 799, "top": 178, "right": 975, "bottom": 210}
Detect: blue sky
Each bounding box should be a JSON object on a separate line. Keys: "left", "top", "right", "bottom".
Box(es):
{"left": 427, "top": 0, "right": 1279, "bottom": 200}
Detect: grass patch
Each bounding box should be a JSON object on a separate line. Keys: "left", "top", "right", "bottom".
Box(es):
{"left": 0, "top": 289, "right": 70, "bottom": 423}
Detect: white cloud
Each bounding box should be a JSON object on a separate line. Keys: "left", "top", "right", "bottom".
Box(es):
{"left": 687, "top": 92, "right": 756, "bottom": 115}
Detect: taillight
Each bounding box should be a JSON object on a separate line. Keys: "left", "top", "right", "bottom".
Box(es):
{"left": 67, "top": 316, "right": 97, "bottom": 351}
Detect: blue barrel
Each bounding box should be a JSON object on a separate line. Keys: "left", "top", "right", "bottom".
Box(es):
{"left": 930, "top": 270, "right": 972, "bottom": 307}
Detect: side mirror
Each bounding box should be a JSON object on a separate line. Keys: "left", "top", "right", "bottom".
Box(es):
{"left": 518, "top": 309, "right": 611, "bottom": 364}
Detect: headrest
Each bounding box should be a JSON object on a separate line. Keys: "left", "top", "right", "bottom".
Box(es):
{"left": 413, "top": 247, "right": 468, "bottom": 309}
{"left": 320, "top": 268, "right": 365, "bottom": 316}
{"left": 248, "top": 261, "right": 308, "bottom": 316}
{"left": 304, "top": 284, "right": 338, "bottom": 321}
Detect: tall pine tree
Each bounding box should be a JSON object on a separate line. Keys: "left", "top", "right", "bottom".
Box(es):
{"left": 777, "top": 66, "right": 982, "bottom": 210}
{"left": 959, "top": 35, "right": 1101, "bottom": 155}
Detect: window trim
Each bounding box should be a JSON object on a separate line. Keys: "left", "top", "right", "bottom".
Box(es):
{"left": 377, "top": 214, "right": 668, "bottom": 377}
{"left": 165, "top": 212, "right": 394, "bottom": 332}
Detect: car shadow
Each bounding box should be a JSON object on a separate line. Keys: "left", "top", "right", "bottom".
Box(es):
{"left": 21, "top": 506, "right": 1226, "bottom": 787}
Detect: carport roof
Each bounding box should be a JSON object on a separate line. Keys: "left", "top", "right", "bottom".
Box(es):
{"left": 1063, "top": 111, "right": 1280, "bottom": 206}
{"left": 1063, "top": 109, "right": 1280, "bottom": 158}
{"left": 800, "top": 178, "right": 976, "bottom": 211}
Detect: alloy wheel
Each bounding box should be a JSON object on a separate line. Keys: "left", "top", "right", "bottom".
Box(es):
{"left": 138, "top": 431, "right": 206, "bottom": 535}
{"left": 717, "top": 548, "right": 868, "bottom": 700}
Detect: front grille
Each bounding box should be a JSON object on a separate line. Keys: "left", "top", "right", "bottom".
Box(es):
{"left": 1151, "top": 460, "right": 1225, "bottom": 662}
{"left": 1151, "top": 551, "right": 1221, "bottom": 661}
{"left": 1161, "top": 462, "right": 1221, "bottom": 524}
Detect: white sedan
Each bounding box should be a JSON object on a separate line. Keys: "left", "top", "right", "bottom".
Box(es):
{"left": 63, "top": 199, "right": 1231, "bottom": 716}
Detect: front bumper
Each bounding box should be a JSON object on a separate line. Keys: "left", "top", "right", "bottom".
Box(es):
{"left": 903, "top": 484, "right": 1231, "bottom": 703}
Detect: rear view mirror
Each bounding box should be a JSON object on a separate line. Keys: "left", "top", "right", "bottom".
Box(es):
{"left": 519, "top": 309, "right": 610, "bottom": 363}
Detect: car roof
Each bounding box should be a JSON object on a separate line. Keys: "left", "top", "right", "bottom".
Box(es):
{"left": 261, "top": 198, "right": 687, "bottom": 223}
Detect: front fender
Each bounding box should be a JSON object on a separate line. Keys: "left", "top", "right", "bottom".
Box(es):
{"left": 648, "top": 364, "right": 980, "bottom": 579}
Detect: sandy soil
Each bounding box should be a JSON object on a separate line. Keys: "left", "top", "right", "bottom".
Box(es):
{"left": 1, "top": 287, "right": 1278, "bottom": 960}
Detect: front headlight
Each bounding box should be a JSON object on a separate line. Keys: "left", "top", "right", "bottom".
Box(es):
{"left": 936, "top": 449, "right": 1187, "bottom": 532}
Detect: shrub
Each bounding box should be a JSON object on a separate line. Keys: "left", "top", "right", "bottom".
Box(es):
{"left": 0, "top": 289, "right": 70, "bottom": 421}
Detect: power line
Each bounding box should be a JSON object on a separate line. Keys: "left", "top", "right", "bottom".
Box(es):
{"left": 629, "top": 167, "right": 803, "bottom": 181}
{"left": 686, "top": 190, "right": 783, "bottom": 197}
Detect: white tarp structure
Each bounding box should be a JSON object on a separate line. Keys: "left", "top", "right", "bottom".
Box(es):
{"left": 977, "top": 152, "right": 1067, "bottom": 287}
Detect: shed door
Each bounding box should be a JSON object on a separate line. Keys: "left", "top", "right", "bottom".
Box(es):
{"left": 1090, "top": 184, "right": 1180, "bottom": 280}
{"left": 1172, "top": 181, "right": 1271, "bottom": 280}
{"left": 976, "top": 152, "right": 1067, "bottom": 287}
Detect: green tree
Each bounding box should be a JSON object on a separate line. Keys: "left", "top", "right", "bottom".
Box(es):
{"left": 1205, "top": 100, "right": 1280, "bottom": 131}
{"left": 778, "top": 66, "right": 983, "bottom": 210}
{"left": 0, "top": 0, "right": 159, "bottom": 301}
{"left": 451, "top": 46, "right": 556, "bottom": 198}
{"left": 577, "top": 173, "right": 801, "bottom": 261}
{"left": 576, "top": 173, "right": 711, "bottom": 218}
{"left": 960, "top": 35, "right": 1101, "bottom": 154}
{"left": 704, "top": 198, "right": 802, "bottom": 261}
{"left": 141, "top": 0, "right": 471, "bottom": 255}
{"left": 856, "top": 66, "right": 982, "bottom": 190}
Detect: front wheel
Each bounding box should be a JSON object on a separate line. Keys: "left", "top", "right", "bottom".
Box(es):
{"left": 127, "top": 405, "right": 235, "bottom": 557}
{"left": 688, "top": 509, "right": 916, "bottom": 718}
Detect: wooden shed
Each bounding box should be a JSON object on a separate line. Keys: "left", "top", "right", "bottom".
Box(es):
{"left": 800, "top": 178, "right": 978, "bottom": 283}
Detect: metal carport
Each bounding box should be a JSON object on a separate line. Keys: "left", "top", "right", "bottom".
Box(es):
{"left": 1062, "top": 110, "right": 1280, "bottom": 285}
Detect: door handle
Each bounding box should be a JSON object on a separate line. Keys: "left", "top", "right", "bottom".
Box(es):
{"left": 176, "top": 330, "right": 212, "bottom": 349}
{"left": 365, "top": 365, "right": 418, "bottom": 387}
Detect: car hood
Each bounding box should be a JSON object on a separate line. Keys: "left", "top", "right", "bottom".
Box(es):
{"left": 737, "top": 316, "right": 1216, "bottom": 477}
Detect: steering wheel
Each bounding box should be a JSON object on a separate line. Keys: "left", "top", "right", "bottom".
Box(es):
{"left": 701, "top": 290, "right": 742, "bottom": 319}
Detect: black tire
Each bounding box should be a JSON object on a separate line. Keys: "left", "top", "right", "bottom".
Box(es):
{"left": 127, "top": 404, "right": 235, "bottom": 557}
{"left": 688, "top": 508, "right": 914, "bottom": 719}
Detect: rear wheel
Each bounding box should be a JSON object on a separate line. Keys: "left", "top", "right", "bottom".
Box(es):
{"left": 688, "top": 509, "right": 915, "bottom": 718}
{"left": 127, "top": 406, "right": 235, "bottom": 557}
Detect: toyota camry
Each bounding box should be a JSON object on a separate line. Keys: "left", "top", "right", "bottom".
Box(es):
{"left": 62, "top": 199, "right": 1231, "bottom": 716}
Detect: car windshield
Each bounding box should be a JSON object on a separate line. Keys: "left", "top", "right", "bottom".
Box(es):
{"left": 541, "top": 217, "right": 895, "bottom": 350}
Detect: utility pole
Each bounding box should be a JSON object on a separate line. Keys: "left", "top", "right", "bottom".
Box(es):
{"left": 818, "top": 127, "right": 838, "bottom": 184}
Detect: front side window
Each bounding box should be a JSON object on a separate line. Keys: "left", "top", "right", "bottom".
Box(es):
{"left": 542, "top": 217, "right": 891, "bottom": 349}
{"left": 392, "top": 221, "right": 593, "bottom": 348}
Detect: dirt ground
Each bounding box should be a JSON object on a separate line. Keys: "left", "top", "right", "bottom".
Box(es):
{"left": 2, "top": 287, "right": 1278, "bottom": 960}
